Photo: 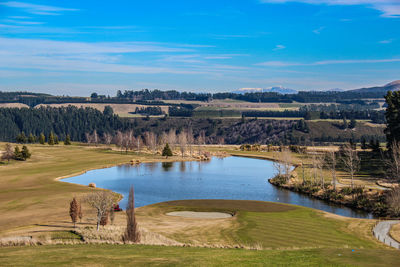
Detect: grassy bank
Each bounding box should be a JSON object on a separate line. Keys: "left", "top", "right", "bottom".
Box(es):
{"left": 0, "top": 143, "right": 189, "bottom": 234}
{"left": 1, "top": 244, "right": 400, "bottom": 266}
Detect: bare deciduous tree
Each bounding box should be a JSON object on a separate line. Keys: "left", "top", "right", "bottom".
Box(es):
{"left": 115, "top": 131, "right": 124, "bottom": 152}
{"left": 1, "top": 143, "right": 14, "bottom": 163}
{"left": 187, "top": 128, "right": 194, "bottom": 157}
{"left": 387, "top": 187, "right": 400, "bottom": 217}
{"left": 326, "top": 151, "right": 337, "bottom": 190}
{"left": 86, "top": 191, "right": 116, "bottom": 231}
{"left": 272, "top": 149, "right": 292, "bottom": 181}
{"left": 144, "top": 131, "right": 157, "bottom": 154}
{"left": 103, "top": 133, "right": 113, "bottom": 147}
{"left": 341, "top": 144, "right": 360, "bottom": 189}
{"left": 167, "top": 129, "right": 177, "bottom": 150}
{"left": 178, "top": 130, "right": 187, "bottom": 157}
{"left": 123, "top": 186, "right": 140, "bottom": 243}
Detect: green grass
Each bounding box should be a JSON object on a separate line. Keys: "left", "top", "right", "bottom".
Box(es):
{"left": 1, "top": 244, "right": 400, "bottom": 266}
{"left": 139, "top": 200, "right": 379, "bottom": 249}
{"left": 49, "top": 231, "right": 82, "bottom": 241}
{"left": 0, "top": 143, "right": 187, "bottom": 233}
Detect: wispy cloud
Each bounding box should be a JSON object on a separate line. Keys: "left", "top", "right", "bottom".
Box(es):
{"left": 313, "top": 26, "right": 325, "bottom": 34}
{"left": 0, "top": 1, "right": 79, "bottom": 15}
{"left": 3, "top": 19, "right": 44, "bottom": 25}
{"left": 379, "top": 39, "right": 393, "bottom": 44}
{"left": 0, "top": 37, "right": 246, "bottom": 76}
{"left": 273, "top": 44, "right": 286, "bottom": 51}
{"left": 256, "top": 58, "right": 400, "bottom": 66}
{"left": 259, "top": 0, "right": 400, "bottom": 18}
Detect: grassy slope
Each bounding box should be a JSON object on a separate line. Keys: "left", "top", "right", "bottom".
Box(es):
{"left": 0, "top": 143, "right": 184, "bottom": 233}
{"left": 138, "top": 200, "right": 378, "bottom": 249}
{"left": 1, "top": 245, "right": 400, "bottom": 266}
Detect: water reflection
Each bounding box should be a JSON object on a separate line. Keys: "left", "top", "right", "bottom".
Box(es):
{"left": 162, "top": 162, "right": 173, "bottom": 171}
{"left": 63, "top": 156, "right": 372, "bottom": 219}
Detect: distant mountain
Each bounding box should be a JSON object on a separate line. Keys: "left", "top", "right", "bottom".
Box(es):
{"left": 348, "top": 80, "right": 400, "bottom": 94}
{"left": 233, "top": 86, "right": 297, "bottom": 95}
{"left": 326, "top": 88, "right": 344, "bottom": 92}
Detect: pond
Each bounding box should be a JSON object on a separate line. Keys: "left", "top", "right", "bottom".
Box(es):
{"left": 62, "top": 156, "right": 372, "bottom": 218}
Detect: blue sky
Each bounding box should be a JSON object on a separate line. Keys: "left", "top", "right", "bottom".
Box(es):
{"left": 0, "top": 0, "right": 399, "bottom": 95}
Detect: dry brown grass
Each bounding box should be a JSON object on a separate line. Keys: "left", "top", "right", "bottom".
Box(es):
{"left": 389, "top": 223, "right": 400, "bottom": 243}
{"left": 0, "top": 143, "right": 194, "bottom": 235}
{"left": 0, "top": 103, "right": 29, "bottom": 108}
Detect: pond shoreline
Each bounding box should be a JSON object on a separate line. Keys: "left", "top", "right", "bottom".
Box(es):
{"left": 268, "top": 178, "right": 384, "bottom": 218}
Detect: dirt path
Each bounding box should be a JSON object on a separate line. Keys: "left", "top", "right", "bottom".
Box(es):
{"left": 373, "top": 220, "right": 400, "bottom": 249}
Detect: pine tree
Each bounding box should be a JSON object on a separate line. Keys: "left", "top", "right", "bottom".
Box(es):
{"left": 69, "top": 197, "right": 79, "bottom": 228}
{"left": 48, "top": 132, "right": 55, "bottom": 145}
{"left": 162, "top": 143, "right": 173, "bottom": 158}
{"left": 21, "top": 145, "right": 31, "bottom": 160}
{"left": 349, "top": 118, "right": 357, "bottom": 129}
{"left": 14, "top": 146, "right": 23, "bottom": 161}
{"left": 39, "top": 133, "right": 46, "bottom": 145}
{"left": 28, "top": 133, "right": 36, "bottom": 143}
{"left": 342, "top": 117, "right": 348, "bottom": 129}
{"left": 16, "top": 132, "right": 27, "bottom": 143}
{"left": 361, "top": 137, "right": 367, "bottom": 150}
{"left": 385, "top": 91, "right": 400, "bottom": 148}
{"left": 54, "top": 135, "right": 59, "bottom": 145}
{"left": 64, "top": 134, "right": 71, "bottom": 145}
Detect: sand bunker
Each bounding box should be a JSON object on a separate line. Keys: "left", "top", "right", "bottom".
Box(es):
{"left": 166, "top": 211, "right": 232, "bottom": 219}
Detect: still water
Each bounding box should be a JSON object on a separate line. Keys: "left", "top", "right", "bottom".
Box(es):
{"left": 62, "top": 156, "right": 372, "bottom": 218}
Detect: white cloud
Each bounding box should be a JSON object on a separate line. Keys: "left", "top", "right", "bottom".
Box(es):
{"left": 259, "top": 0, "right": 400, "bottom": 18}
{"left": 256, "top": 58, "right": 400, "bottom": 66}
{"left": 3, "top": 19, "right": 44, "bottom": 25}
{"left": 379, "top": 39, "right": 393, "bottom": 44}
{"left": 313, "top": 26, "right": 325, "bottom": 34}
{"left": 0, "top": 37, "right": 246, "bottom": 76}
{"left": 0, "top": 1, "right": 78, "bottom": 15}
{"left": 273, "top": 44, "right": 286, "bottom": 51}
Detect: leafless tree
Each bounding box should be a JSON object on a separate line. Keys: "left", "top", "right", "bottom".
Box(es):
{"left": 385, "top": 141, "right": 400, "bottom": 182}
{"left": 134, "top": 136, "right": 143, "bottom": 154}
{"left": 69, "top": 197, "right": 79, "bottom": 228}
{"left": 144, "top": 131, "right": 157, "bottom": 154}
{"left": 1, "top": 143, "right": 14, "bottom": 163}
{"left": 315, "top": 154, "right": 325, "bottom": 188}
{"left": 341, "top": 144, "right": 360, "bottom": 189}
{"left": 85, "top": 132, "right": 92, "bottom": 144}
{"left": 160, "top": 132, "right": 168, "bottom": 146}
{"left": 326, "top": 151, "right": 337, "bottom": 190}
{"left": 92, "top": 130, "right": 99, "bottom": 146}
{"left": 272, "top": 149, "right": 292, "bottom": 181}
{"left": 281, "top": 148, "right": 292, "bottom": 181}
{"left": 387, "top": 187, "right": 400, "bottom": 217}
{"left": 187, "top": 128, "right": 194, "bottom": 157}
{"left": 123, "top": 186, "right": 140, "bottom": 243}
{"left": 86, "top": 191, "right": 116, "bottom": 231}
{"left": 167, "top": 129, "right": 177, "bottom": 149}
{"left": 103, "top": 133, "right": 113, "bottom": 147}
{"left": 178, "top": 130, "right": 187, "bottom": 157}
{"left": 115, "top": 131, "right": 124, "bottom": 152}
